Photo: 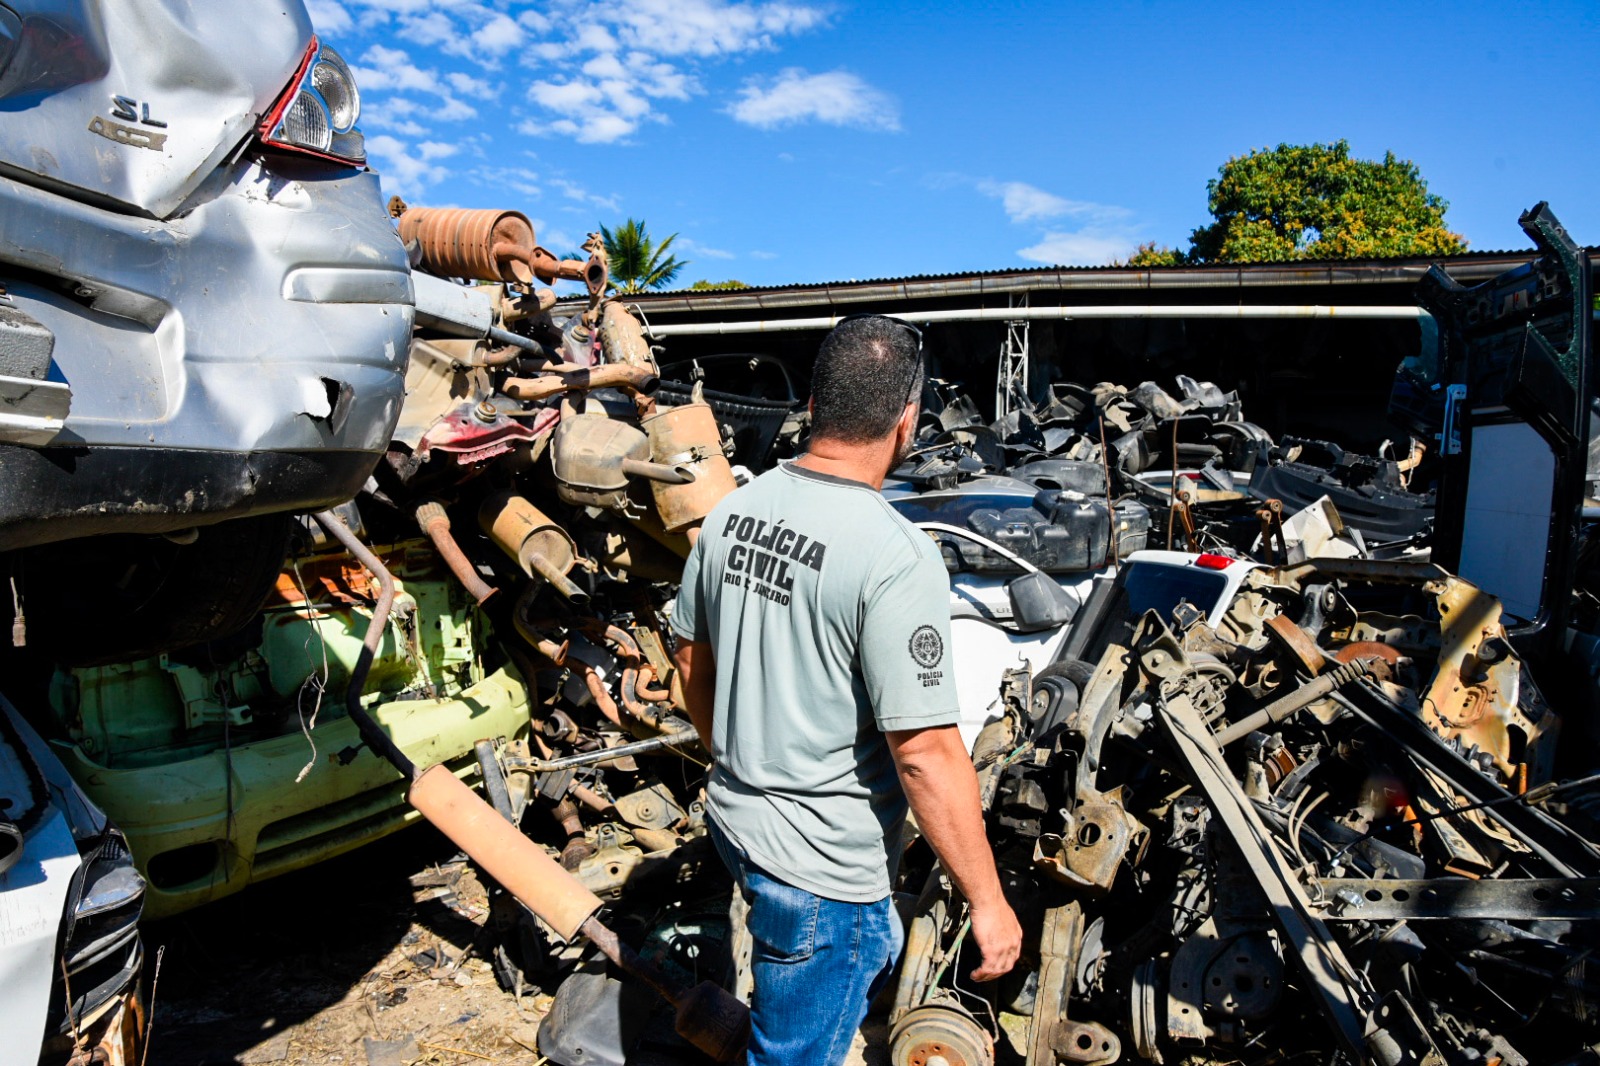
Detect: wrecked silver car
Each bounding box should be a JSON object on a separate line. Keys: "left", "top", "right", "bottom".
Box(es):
{"left": 0, "top": 0, "right": 412, "bottom": 663}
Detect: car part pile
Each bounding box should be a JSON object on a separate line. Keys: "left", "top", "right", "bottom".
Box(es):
{"left": 24, "top": 202, "right": 743, "bottom": 956}
{"left": 903, "top": 375, "right": 1433, "bottom": 561}
{"left": 891, "top": 556, "right": 1600, "bottom": 1066}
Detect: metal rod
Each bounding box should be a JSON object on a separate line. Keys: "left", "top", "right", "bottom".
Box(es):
{"left": 579, "top": 915, "right": 681, "bottom": 1003}
{"left": 505, "top": 728, "right": 700, "bottom": 773}
{"left": 644, "top": 304, "right": 1432, "bottom": 336}
{"left": 1213, "top": 658, "right": 1372, "bottom": 747}
{"left": 528, "top": 551, "right": 589, "bottom": 604}
{"left": 486, "top": 324, "right": 543, "bottom": 352}
{"left": 622, "top": 457, "right": 696, "bottom": 484}
{"left": 311, "top": 511, "right": 415, "bottom": 780}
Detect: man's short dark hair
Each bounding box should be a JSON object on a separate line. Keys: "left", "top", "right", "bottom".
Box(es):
{"left": 809, "top": 316, "right": 924, "bottom": 443}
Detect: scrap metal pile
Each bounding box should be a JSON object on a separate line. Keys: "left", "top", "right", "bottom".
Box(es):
{"left": 903, "top": 374, "right": 1432, "bottom": 563}
{"left": 889, "top": 557, "right": 1600, "bottom": 1066}
{"left": 27, "top": 195, "right": 1599, "bottom": 1065}
{"left": 347, "top": 203, "right": 754, "bottom": 1003}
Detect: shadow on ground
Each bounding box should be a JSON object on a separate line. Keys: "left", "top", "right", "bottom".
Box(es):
{"left": 143, "top": 824, "right": 467, "bottom": 1066}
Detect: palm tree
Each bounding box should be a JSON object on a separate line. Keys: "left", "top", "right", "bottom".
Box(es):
{"left": 600, "top": 218, "right": 689, "bottom": 293}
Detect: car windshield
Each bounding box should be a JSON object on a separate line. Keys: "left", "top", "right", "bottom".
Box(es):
{"left": 1124, "top": 563, "right": 1230, "bottom": 624}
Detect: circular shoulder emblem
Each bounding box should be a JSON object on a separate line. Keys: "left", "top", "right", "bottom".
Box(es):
{"left": 909, "top": 625, "right": 944, "bottom": 668}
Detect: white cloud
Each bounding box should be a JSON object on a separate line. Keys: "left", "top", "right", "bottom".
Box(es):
{"left": 1017, "top": 231, "right": 1139, "bottom": 267}
{"left": 367, "top": 133, "right": 451, "bottom": 198}
{"left": 342, "top": 0, "right": 834, "bottom": 147}
{"left": 727, "top": 68, "right": 899, "bottom": 131}
{"left": 470, "top": 13, "right": 525, "bottom": 56}
{"left": 446, "top": 71, "right": 496, "bottom": 98}
{"left": 550, "top": 178, "right": 621, "bottom": 214}
{"left": 606, "top": 0, "right": 827, "bottom": 58}
{"left": 677, "top": 237, "right": 735, "bottom": 260}
{"left": 977, "top": 180, "right": 1133, "bottom": 226}
{"left": 749, "top": 250, "right": 778, "bottom": 260}
{"left": 352, "top": 45, "right": 477, "bottom": 118}
{"left": 307, "top": 0, "right": 354, "bottom": 35}
{"left": 470, "top": 164, "right": 544, "bottom": 199}
{"left": 417, "top": 140, "right": 458, "bottom": 160}
{"left": 361, "top": 97, "right": 428, "bottom": 136}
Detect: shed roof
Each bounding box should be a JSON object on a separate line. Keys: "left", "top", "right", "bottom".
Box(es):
{"left": 559, "top": 248, "right": 1584, "bottom": 318}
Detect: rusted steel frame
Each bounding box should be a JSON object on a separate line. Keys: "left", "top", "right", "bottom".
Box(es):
{"left": 1336, "top": 682, "right": 1600, "bottom": 878}
{"left": 1157, "top": 688, "right": 1373, "bottom": 1061}
{"left": 311, "top": 510, "right": 414, "bottom": 779}
{"left": 504, "top": 727, "right": 700, "bottom": 773}
{"left": 502, "top": 363, "right": 660, "bottom": 401}
{"left": 414, "top": 501, "right": 497, "bottom": 605}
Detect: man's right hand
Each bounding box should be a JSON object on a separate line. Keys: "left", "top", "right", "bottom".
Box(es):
{"left": 887, "top": 724, "right": 1023, "bottom": 983}
{"left": 968, "top": 896, "right": 1022, "bottom": 982}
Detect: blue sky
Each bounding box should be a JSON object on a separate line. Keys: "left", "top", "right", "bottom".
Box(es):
{"left": 310, "top": 0, "right": 1600, "bottom": 288}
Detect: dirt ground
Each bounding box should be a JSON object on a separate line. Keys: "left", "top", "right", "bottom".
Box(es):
{"left": 144, "top": 825, "right": 889, "bottom": 1066}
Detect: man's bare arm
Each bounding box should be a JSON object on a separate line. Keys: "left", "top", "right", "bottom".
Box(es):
{"left": 887, "top": 724, "right": 1021, "bottom": 981}
{"left": 673, "top": 638, "right": 716, "bottom": 748}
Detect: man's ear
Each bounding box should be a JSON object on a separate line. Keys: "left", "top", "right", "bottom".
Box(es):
{"left": 895, "top": 401, "right": 918, "bottom": 444}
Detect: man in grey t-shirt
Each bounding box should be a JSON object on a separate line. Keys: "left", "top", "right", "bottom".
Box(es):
{"left": 671, "top": 316, "right": 1021, "bottom": 1066}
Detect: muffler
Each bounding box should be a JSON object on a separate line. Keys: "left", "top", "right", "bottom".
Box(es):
{"left": 310, "top": 511, "right": 748, "bottom": 1063}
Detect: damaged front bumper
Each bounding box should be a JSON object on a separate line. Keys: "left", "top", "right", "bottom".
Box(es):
{"left": 55, "top": 666, "right": 529, "bottom": 919}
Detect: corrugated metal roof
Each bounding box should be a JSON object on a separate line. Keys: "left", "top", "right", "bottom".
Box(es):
{"left": 557, "top": 247, "right": 1584, "bottom": 317}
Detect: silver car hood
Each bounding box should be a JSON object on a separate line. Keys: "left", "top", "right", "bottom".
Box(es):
{"left": 0, "top": 0, "right": 312, "bottom": 219}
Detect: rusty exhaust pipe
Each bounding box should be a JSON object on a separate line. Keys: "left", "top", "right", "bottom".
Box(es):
{"left": 312, "top": 512, "right": 414, "bottom": 778}
{"left": 414, "top": 501, "right": 497, "bottom": 605}
{"left": 479, "top": 492, "right": 589, "bottom": 605}
{"left": 398, "top": 207, "right": 540, "bottom": 284}
{"left": 621, "top": 457, "right": 696, "bottom": 485}
{"left": 502, "top": 364, "right": 661, "bottom": 401}
{"left": 310, "top": 510, "right": 748, "bottom": 1061}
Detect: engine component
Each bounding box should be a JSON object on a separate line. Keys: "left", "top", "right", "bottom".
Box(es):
{"left": 639, "top": 397, "right": 738, "bottom": 534}
{"left": 479, "top": 492, "right": 587, "bottom": 603}
{"left": 398, "top": 206, "right": 541, "bottom": 284}
{"left": 551, "top": 413, "right": 688, "bottom": 514}
{"left": 599, "top": 301, "right": 657, "bottom": 372}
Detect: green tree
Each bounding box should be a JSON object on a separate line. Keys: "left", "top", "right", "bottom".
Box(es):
{"left": 1184, "top": 140, "right": 1465, "bottom": 263}
{"left": 690, "top": 279, "right": 748, "bottom": 290}
{"left": 1118, "top": 241, "right": 1186, "bottom": 267}
{"left": 600, "top": 218, "right": 689, "bottom": 293}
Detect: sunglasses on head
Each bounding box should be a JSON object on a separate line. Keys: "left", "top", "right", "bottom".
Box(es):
{"left": 835, "top": 313, "right": 924, "bottom": 354}
{"left": 834, "top": 313, "right": 925, "bottom": 405}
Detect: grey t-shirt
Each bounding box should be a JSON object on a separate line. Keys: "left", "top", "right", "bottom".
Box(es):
{"left": 670, "top": 461, "right": 961, "bottom": 903}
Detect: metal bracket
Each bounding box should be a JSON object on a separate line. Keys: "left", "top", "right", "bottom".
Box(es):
{"left": 1317, "top": 878, "right": 1600, "bottom": 921}
{"left": 1157, "top": 690, "right": 1374, "bottom": 1061}
{"left": 1437, "top": 383, "right": 1466, "bottom": 456}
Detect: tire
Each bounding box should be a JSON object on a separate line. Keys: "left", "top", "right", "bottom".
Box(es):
{"left": 20, "top": 513, "right": 294, "bottom": 666}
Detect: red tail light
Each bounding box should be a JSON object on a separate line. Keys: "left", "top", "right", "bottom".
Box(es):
{"left": 258, "top": 36, "right": 365, "bottom": 166}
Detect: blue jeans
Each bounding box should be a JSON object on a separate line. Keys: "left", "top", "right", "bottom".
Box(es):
{"left": 709, "top": 820, "right": 903, "bottom": 1066}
